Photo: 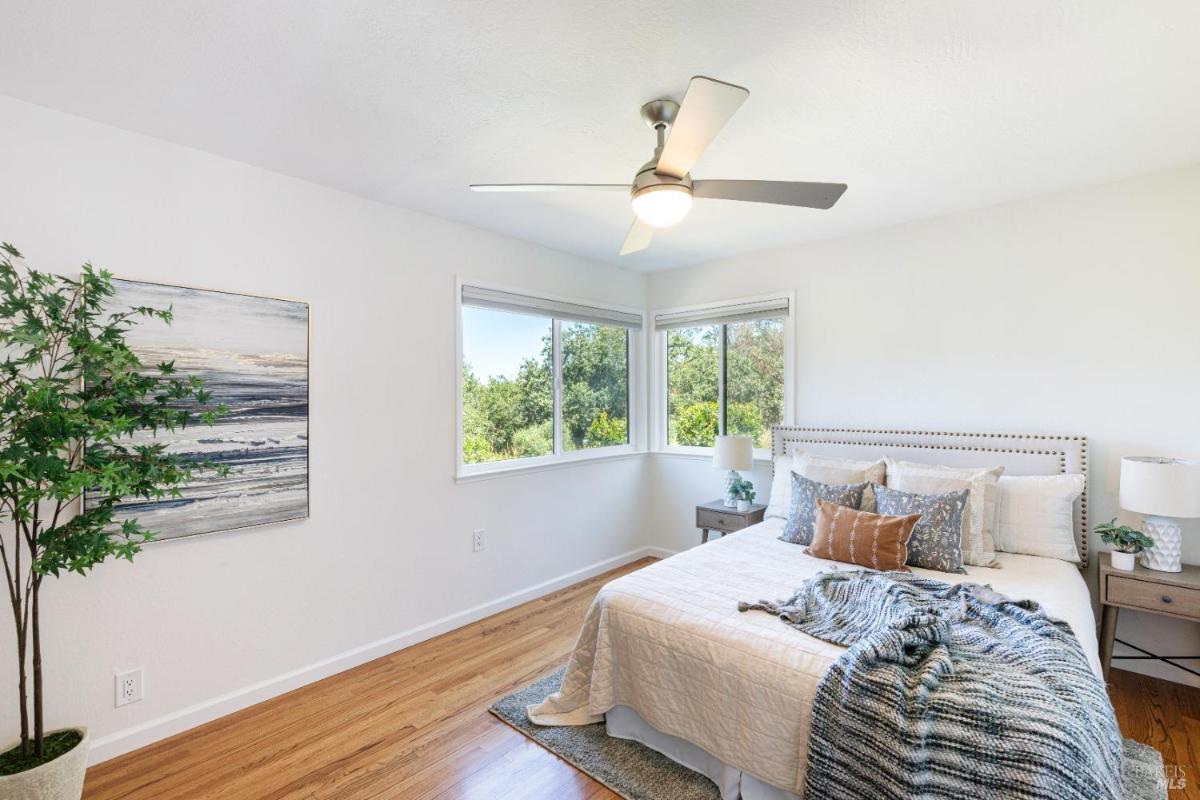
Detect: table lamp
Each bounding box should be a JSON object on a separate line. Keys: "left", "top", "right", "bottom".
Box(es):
{"left": 713, "top": 435, "right": 754, "bottom": 508}
{"left": 1119, "top": 456, "right": 1200, "bottom": 572}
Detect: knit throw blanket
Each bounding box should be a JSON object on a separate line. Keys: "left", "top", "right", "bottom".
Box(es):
{"left": 739, "top": 570, "right": 1124, "bottom": 800}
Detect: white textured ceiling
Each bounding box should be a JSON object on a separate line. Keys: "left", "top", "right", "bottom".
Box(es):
{"left": 2, "top": 1, "right": 1199, "bottom": 270}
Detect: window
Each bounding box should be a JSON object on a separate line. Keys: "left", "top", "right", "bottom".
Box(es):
{"left": 666, "top": 325, "right": 719, "bottom": 447}
{"left": 656, "top": 295, "right": 791, "bottom": 455}
{"left": 725, "top": 318, "right": 786, "bottom": 449}
{"left": 561, "top": 321, "right": 630, "bottom": 451}
{"left": 459, "top": 284, "right": 640, "bottom": 475}
{"left": 461, "top": 306, "right": 554, "bottom": 464}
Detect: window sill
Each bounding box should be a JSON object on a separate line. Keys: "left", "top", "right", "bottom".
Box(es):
{"left": 454, "top": 446, "right": 776, "bottom": 483}
{"left": 650, "top": 448, "right": 775, "bottom": 464}
{"left": 455, "top": 447, "right": 643, "bottom": 483}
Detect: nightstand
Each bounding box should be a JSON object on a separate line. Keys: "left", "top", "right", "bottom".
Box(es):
{"left": 1098, "top": 553, "right": 1200, "bottom": 680}
{"left": 696, "top": 499, "right": 766, "bottom": 543}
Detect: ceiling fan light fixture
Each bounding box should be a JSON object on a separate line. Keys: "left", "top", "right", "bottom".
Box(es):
{"left": 631, "top": 184, "right": 693, "bottom": 228}
{"left": 469, "top": 76, "right": 847, "bottom": 256}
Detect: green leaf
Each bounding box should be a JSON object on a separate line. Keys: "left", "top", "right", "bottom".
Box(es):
{"left": 0, "top": 248, "right": 229, "bottom": 578}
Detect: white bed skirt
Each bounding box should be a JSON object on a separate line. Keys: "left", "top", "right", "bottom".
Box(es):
{"left": 606, "top": 705, "right": 801, "bottom": 800}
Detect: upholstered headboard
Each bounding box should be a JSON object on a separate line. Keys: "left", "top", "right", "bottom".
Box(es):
{"left": 771, "top": 426, "right": 1090, "bottom": 569}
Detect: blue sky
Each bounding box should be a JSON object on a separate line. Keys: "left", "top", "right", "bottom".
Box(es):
{"left": 462, "top": 306, "right": 550, "bottom": 381}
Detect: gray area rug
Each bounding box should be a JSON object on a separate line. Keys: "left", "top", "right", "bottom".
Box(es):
{"left": 491, "top": 667, "right": 1168, "bottom": 800}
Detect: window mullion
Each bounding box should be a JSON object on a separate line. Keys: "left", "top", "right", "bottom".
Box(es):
{"left": 718, "top": 323, "right": 727, "bottom": 437}
{"left": 660, "top": 330, "right": 670, "bottom": 449}
{"left": 552, "top": 318, "right": 563, "bottom": 455}
{"left": 624, "top": 329, "right": 632, "bottom": 446}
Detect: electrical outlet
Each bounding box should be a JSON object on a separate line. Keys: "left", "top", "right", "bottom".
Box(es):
{"left": 114, "top": 667, "right": 143, "bottom": 707}
{"left": 472, "top": 528, "right": 486, "bottom": 552}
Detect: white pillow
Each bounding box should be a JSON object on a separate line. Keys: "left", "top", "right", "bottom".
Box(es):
{"left": 885, "top": 459, "right": 1004, "bottom": 567}
{"left": 994, "top": 474, "right": 1085, "bottom": 563}
{"left": 764, "top": 455, "right": 794, "bottom": 519}
{"left": 764, "top": 452, "right": 886, "bottom": 519}
{"left": 795, "top": 452, "right": 887, "bottom": 487}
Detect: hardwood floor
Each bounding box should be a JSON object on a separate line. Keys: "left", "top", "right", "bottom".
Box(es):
{"left": 85, "top": 557, "right": 1200, "bottom": 799}
{"left": 84, "top": 559, "right": 645, "bottom": 800}
{"left": 1109, "top": 668, "right": 1200, "bottom": 799}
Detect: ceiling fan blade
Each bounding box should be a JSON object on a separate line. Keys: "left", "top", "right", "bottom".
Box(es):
{"left": 470, "top": 183, "right": 629, "bottom": 192}
{"left": 619, "top": 218, "right": 653, "bottom": 256}
{"left": 655, "top": 77, "right": 749, "bottom": 180}
{"left": 692, "top": 180, "right": 848, "bottom": 210}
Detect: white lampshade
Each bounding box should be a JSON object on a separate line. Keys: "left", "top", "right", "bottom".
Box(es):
{"left": 1119, "top": 456, "right": 1200, "bottom": 518}
{"left": 713, "top": 436, "right": 754, "bottom": 471}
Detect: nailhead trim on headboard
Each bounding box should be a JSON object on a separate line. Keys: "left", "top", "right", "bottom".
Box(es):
{"left": 771, "top": 427, "right": 1089, "bottom": 569}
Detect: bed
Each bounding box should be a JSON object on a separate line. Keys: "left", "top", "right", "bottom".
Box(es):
{"left": 529, "top": 427, "right": 1097, "bottom": 800}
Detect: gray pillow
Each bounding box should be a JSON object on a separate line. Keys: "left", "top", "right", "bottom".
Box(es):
{"left": 874, "top": 484, "right": 969, "bottom": 574}
{"left": 780, "top": 473, "right": 867, "bottom": 546}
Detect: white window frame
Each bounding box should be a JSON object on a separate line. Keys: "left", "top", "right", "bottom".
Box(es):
{"left": 651, "top": 291, "right": 795, "bottom": 461}
{"left": 455, "top": 277, "right": 645, "bottom": 481}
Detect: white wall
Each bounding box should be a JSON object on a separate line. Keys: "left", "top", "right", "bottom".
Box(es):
{"left": 0, "top": 95, "right": 651, "bottom": 760}
{"left": 646, "top": 165, "right": 1200, "bottom": 687}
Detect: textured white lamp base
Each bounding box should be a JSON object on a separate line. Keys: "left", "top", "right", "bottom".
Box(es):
{"left": 723, "top": 470, "right": 741, "bottom": 507}
{"left": 1140, "top": 515, "right": 1183, "bottom": 572}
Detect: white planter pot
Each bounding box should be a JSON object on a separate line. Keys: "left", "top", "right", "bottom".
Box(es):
{"left": 1110, "top": 551, "right": 1137, "bottom": 571}
{"left": 736, "top": 500, "right": 751, "bottom": 512}
{"left": 0, "top": 727, "right": 89, "bottom": 800}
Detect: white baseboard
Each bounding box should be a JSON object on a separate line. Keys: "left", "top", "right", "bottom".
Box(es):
{"left": 87, "top": 545, "right": 659, "bottom": 765}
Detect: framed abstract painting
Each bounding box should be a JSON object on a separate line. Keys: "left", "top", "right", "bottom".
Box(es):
{"left": 84, "top": 278, "right": 309, "bottom": 540}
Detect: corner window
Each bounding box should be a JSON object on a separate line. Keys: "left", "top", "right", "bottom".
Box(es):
{"left": 458, "top": 284, "right": 641, "bottom": 477}
{"left": 656, "top": 295, "right": 792, "bottom": 455}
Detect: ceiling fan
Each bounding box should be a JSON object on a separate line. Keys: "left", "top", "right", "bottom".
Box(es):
{"left": 470, "top": 76, "right": 847, "bottom": 256}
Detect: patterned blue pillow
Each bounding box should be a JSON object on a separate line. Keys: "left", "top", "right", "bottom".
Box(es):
{"left": 874, "top": 484, "right": 969, "bottom": 574}
{"left": 780, "top": 473, "right": 867, "bottom": 546}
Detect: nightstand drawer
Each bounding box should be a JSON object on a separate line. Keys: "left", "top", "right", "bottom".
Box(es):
{"left": 697, "top": 507, "right": 743, "bottom": 532}
{"left": 1107, "top": 575, "right": 1200, "bottom": 618}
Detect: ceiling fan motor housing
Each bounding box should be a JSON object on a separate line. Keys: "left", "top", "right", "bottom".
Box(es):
{"left": 632, "top": 164, "right": 692, "bottom": 198}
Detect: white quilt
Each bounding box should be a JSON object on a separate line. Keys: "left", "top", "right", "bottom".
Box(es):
{"left": 528, "top": 518, "right": 1100, "bottom": 795}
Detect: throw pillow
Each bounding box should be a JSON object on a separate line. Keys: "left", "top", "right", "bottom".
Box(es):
{"left": 779, "top": 473, "right": 867, "bottom": 546}
{"left": 875, "top": 484, "right": 969, "bottom": 573}
{"left": 994, "top": 474, "right": 1086, "bottom": 562}
{"left": 765, "top": 452, "right": 886, "bottom": 519}
{"left": 805, "top": 499, "right": 921, "bottom": 571}
{"left": 765, "top": 455, "right": 794, "bottom": 520}
{"left": 794, "top": 452, "right": 887, "bottom": 512}
{"left": 884, "top": 459, "right": 1004, "bottom": 567}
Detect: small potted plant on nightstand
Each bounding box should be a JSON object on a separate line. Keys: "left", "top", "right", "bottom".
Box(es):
{"left": 1095, "top": 519, "right": 1155, "bottom": 571}
{"left": 732, "top": 479, "right": 756, "bottom": 513}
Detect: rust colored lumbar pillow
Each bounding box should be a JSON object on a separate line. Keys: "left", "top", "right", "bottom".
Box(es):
{"left": 805, "top": 498, "right": 922, "bottom": 572}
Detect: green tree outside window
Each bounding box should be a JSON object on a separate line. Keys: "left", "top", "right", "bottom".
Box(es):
{"left": 462, "top": 312, "right": 630, "bottom": 464}
{"left": 666, "top": 318, "right": 785, "bottom": 449}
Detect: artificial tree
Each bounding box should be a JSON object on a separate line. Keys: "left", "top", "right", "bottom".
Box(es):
{"left": 0, "top": 243, "right": 225, "bottom": 771}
